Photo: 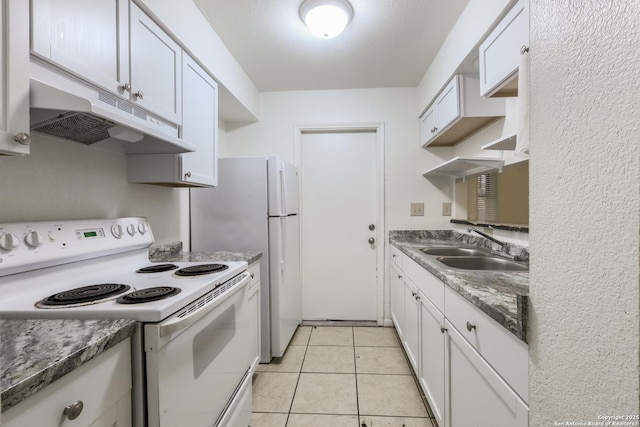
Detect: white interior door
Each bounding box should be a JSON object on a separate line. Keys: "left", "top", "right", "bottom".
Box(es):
{"left": 300, "top": 130, "right": 378, "bottom": 320}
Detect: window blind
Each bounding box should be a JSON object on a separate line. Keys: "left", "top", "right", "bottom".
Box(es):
{"left": 477, "top": 173, "right": 497, "bottom": 222}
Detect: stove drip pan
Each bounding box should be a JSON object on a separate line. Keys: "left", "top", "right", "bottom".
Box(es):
{"left": 37, "top": 284, "right": 132, "bottom": 308}
{"left": 136, "top": 264, "right": 179, "bottom": 273}
{"left": 116, "top": 287, "right": 181, "bottom": 304}
{"left": 174, "top": 263, "right": 229, "bottom": 277}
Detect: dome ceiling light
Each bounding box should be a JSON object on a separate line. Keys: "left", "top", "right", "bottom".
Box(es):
{"left": 300, "top": 0, "right": 353, "bottom": 39}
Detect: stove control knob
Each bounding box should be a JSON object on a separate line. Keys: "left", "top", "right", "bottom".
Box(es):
{"left": 0, "top": 233, "right": 20, "bottom": 251}
{"left": 127, "top": 224, "right": 136, "bottom": 236}
{"left": 138, "top": 223, "right": 147, "bottom": 234}
{"left": 24, "top": 231, "right": 44, "bottom": 248}
{"left": 111, "top": 224, "right": 124, "bottom": 239}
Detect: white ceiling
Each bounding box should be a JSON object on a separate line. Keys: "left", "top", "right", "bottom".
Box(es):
{"left": 192, "top": 0, "right": 470, "bottom": 92}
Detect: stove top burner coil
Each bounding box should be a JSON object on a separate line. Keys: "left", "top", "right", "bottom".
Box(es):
{"left": 174, "top": 263, "right": 229, "bottom": 277}
{"left": 136, "top": 264, "right": 179, "bottom": 273}
{"left": 116, "top": 287, "right": 182, "bottom": 304}
{"left": 39, "top": 284, "right": 131, "bottom": 306}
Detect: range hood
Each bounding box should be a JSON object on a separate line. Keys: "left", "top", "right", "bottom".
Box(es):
{"left": 29, "top": 60, "right": 195, "bottom": 155}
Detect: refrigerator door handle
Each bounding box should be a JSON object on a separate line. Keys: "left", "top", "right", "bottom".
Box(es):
{"left": 279, "top": 161, "right": 288, "bottom": 215}
{"left": 280, "top": 217, "right": 286, "bottom": 272}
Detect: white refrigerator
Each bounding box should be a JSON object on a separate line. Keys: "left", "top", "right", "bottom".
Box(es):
{"left": 190, "top": 156, "right": 301, "bottom": 362}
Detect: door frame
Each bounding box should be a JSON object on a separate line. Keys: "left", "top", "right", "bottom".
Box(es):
{"left": 294, "top": 122, "right": 386, "bottom": 325}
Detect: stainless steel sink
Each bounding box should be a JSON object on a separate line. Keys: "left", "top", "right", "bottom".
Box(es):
{"left": 435, "top": 256, "right": 529, "bottom": 272}
{"left": 420, "top": 247, "right": 492, "bottom": 257}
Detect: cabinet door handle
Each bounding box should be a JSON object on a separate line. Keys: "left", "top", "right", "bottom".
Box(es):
{"left": 134, "top": 90, "right": 144, "bottom": 99}
{"left": 521, "top": 45, "right": 529, "bottom": 55}
{"left": 13, "top": 132, "right": 31, "bottom": 145}
{"left": 440, "top": 325, "right": 447, "bottom": 334}
{"left": 414, "top": 295, "right": 420, "bottom": 301}
{"left": 184, "top": 171, "right": 192, "bottom": 179}
{"left": 397, "top": 275, "right": 402, "bottom": 279}
{"left": 466, "top": 321, "right": 476, "bottom": 332}
{"left": 63, "top": 400, "right": 84, "bottom": 420}
{"left": 120, "top": 82, "right": 131, "bottom": 92}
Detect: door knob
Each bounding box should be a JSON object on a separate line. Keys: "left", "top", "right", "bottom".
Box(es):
{"left": 369, "top": 224, "right": 375, "bottom": 231}
{"left": 368, "top": 238, "right": 375, "bottom": 244}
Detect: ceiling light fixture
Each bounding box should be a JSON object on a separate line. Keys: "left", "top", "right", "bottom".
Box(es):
{"left": 300, "top": 0, "right": 353, "bottom": 39}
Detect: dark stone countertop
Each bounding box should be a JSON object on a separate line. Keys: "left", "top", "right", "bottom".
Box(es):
{"left": 0, "top": 319, "right": 136, "bottom": 412}
{"left": 390, "top": 230, "right": 529, "bottom": 343}
{"left": 149, "top": 241, "right": 262, "bottom": 265}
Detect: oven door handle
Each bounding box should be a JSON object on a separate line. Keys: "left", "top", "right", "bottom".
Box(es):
{"left": 159, "top": 272, "right": 252, "bottom": 337}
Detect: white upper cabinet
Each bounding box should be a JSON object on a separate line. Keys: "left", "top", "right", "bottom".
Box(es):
{"left": 420, "top": 74, "right": 505, "bottom": 148}
{"left": 478, "top": 0, "right": 529, "bottom": 98}
{"left": 0, "top": 0, "right": 30, "bottom": 155}
{"left": 31, "top": 0, "right": 181, "bottom": 124}
{"left": 31, "top": 0, "right": 130, "bottom": 98}
{"left": 127, "top": 53, "right": 218, "bottom": 187}
{"left": 179, "top": 54, "right": 217, "bottom": 186}
{"left": 129, "top": 3, "right": 182, "bottom": 124}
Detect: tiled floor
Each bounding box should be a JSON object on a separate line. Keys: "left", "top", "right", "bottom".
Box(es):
{"left": 251, "top": 326, "right": 438, "bottom": 427}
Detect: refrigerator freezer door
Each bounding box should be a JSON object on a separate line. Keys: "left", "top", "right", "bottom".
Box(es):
{"left": 190, "top": 158, "right": 269, "bottom": 252}
{"left": 268, "top": 156, "right": 299, "bottom": 216}
{"left": 190, "top": 157, "right": 273, "bottom": 362}
{"left": 268, "top": 215, "right": 301, "bottom": 357}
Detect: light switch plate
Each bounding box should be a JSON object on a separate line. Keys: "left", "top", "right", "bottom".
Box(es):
{"left": 442, "top": 202, "right": 452, "bottom": 216}
{"left": 410, "top": 202, "right": 424, "bottom": 216}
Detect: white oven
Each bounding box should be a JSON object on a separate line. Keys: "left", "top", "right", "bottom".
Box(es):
{"left": 145, "top": 271, "right": 252, "bottom": 427}
{"left": 0, "top": 218, "right": 253, "bottom": 427}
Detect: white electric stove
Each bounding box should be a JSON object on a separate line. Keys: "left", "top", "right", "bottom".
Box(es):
{"left": 0, "top": 217, "right": 253, "bottom": 427}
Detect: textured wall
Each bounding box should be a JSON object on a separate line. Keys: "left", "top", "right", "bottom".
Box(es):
{"left": 529, "top": 1, "right": 640, "bottom": 424}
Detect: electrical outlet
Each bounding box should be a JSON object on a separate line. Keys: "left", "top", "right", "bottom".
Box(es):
{"left": 442, "top": 202, "right": 452, "bottom": 216}
{"left": 410, "top": 202, "right": 424, "bottom": 216}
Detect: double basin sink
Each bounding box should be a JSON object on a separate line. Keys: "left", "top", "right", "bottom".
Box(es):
{"left": 420, "top": 247, "right": 528, "bottom": 272}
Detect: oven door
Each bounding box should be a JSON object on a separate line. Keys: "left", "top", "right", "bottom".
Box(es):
{"left": 144, "top": 272, "right": 251, "bottom": 427}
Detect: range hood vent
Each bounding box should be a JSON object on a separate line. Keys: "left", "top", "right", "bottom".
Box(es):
{"left": 29, "top": 60, "right": 195, "bottom": 154}
{"left": 32, "top": 112, "right": 114, "bottom": 145}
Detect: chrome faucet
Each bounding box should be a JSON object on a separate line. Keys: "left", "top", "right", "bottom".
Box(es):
{"left": 467, "top": 227, "right": 505, "bottom": 247}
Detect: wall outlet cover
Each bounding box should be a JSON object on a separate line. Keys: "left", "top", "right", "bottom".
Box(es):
{"left": 410, "top": 202, "right": 424, "bottom": 216}
{"left": 442, "top": 202, "right": 452, "bottom": 216}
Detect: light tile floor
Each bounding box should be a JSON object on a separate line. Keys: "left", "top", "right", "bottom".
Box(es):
{"left": 251, "top": 326, "right": 438, "bottom": 427}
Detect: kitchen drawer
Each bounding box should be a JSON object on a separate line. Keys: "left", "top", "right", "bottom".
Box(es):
{"left": 402, "top": 254, "right": 444, "bottom": 312}
{"left": 390, "top": 245, "right": 403, "bottom": 269}
{"left": 444, "top": 286, "right": 528, "bottom": 402}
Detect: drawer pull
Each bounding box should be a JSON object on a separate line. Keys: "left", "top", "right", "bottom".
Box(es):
{"left": 63, "top": 400, "right": 84, "bottom": 420}
{"left": 466, "top": 321, "right": 476, "bottom": 332}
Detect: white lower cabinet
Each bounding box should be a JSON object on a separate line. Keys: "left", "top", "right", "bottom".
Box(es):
{"left": 389, "top": 248, "right": 528, "bottom": 427}
{"left": 419, "top": 293, "right": 446, "bottom": 427}
{"left": 447, "top": 321, "right": 528, "bottom": 427}
{"left": 2, "top": 339, "right": 132, "bottom": 427}
{"left": 247, "top": 261, "right": 261, "bottom": 373}
{"left": 390, "top": 260, "right": 404, "bottom": 339}
{"left": 403, "top": 277, "right": 420, "bottom": 371}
